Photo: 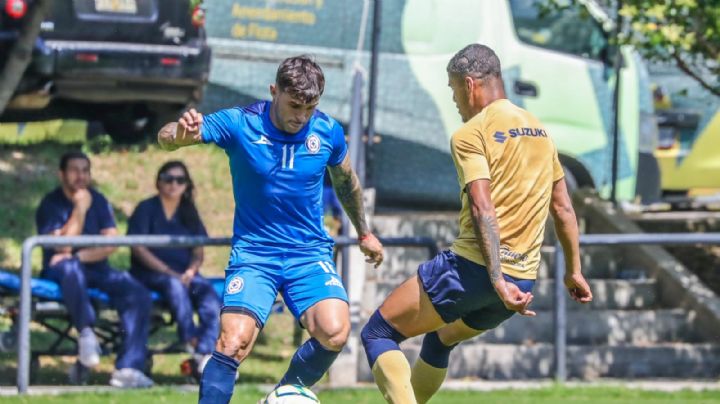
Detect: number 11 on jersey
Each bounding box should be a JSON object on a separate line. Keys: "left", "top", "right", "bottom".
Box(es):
{"left": 282, "top": 145, "right": 295, "bottom": 170}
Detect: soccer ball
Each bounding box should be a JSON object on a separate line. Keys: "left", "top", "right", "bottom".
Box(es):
{"left": 261, "top": 384, "right": 320, "bottom": 403}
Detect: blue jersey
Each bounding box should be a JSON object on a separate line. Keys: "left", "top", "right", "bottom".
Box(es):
{"left": 36, "top": 187, "right": 116, "bottom": 271}
{"left": 202, "top": 101, "right": 347, "bottom": 259}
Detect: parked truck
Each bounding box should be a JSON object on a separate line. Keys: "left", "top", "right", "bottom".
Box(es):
{"left": 201, "top": 0, "right": 659, "bottom": 207}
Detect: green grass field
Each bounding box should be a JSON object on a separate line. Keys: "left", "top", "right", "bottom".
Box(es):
{"left": 3, "top": 385, "right": 720, "bottom": 404}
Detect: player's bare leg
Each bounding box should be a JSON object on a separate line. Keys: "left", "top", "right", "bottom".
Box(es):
{"left": 216, "top": 312, "right": 261, "bottom": 361}
{"left": 199, "top": 313, "right": 260, "bottom": 404}
{"left": 279, "top": 298, "right": 350, "bottom": 386}
{"left": 301, "top": 298, "right": 350, "bottom": 351}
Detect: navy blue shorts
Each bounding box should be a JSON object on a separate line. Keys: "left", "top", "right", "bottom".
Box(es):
{"left": 418, "top": 250, "right": 535, "bottom": 330}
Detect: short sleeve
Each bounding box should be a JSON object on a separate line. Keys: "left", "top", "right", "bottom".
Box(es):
{"left": 327, "top": 121, "right": 348, "bottom": 166}
{"left": 451, "top": 128, "right": 490, "bottom": 184}
{"left": 127, "top": 201, "right": 151, "bottom": 235}
{"left": 201, "top": 108, "right": 239, "bottom": 150}
{"left": 35, "top": 197, "right": 65, "bottom": 235}
{"left": 94, "top": 193, "right": 116, "bottom": 231}
{"left": 552, "top": 148, "right": 565, "bottom": 182}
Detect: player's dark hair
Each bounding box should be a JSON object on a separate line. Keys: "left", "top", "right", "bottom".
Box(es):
{"left": 59, "top": 151, "right": 91, "bottom": 171}
{"left": 275, "top": 55, "right": 325, "bottom": 103}
{"left": 156, "top": 160, "right": 203, "bottom": 234}
{"left": 447, "top": 44, "right": 502, "bottom": 80}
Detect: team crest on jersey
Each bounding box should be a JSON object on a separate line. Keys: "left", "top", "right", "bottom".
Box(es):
{"left": 226, "top": 276, "right": 244, "bottom": 295}
{"left": 306, "top": 134, "right": 321, "bottom": 154}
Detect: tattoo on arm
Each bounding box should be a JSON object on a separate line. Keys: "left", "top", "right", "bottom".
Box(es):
{"left": 475, "top": 214, "right": 503, "bottom": 286}
{"left": 328, "top": 157, "right": 369, "bottom": 235}
{"left": 467, "top": 183, "right": 503, "bottom": 287}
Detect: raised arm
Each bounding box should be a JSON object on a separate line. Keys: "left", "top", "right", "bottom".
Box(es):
{"left": 158, "top": 108, "right": 205, "bottom": 151}
{"left": 466, "top": 179, "right": 535, "bottom": 315}
{"left": 327, "top": 154, "right": 384, "bottom": 268}
{"left": 550, "top": 178, "right": 592, "bottom": 303}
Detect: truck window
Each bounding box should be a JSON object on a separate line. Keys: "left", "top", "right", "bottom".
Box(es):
{"left": 509, "top": 0, "right": 608, "bottom": 61}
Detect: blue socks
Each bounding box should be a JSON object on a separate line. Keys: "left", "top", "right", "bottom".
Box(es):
{"left": 419, "top": 331, "right": 457, "bottom": 368}
{"left": 360, "top": 310, "right": 407, "bottom": 368}
{"left": 199, "top": 351, "right": 240, "bottom": 404}
{"left": 279, "top": 337, "right": 340, "bottom": 386}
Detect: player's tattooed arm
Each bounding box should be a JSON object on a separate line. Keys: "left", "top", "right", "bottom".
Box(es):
{"left": 327, "top": 154, "right": 370, "bottom": 236}
{"left": 328, "top": 154, "right": 384, "bottom": 267}
{"left": 467, "top": 179, "right": 535, "bottom": 316}
{"left": 466, "top": 180, "right": 503, "bottom": 286}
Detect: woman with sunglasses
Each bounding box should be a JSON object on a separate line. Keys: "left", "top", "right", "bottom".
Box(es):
{"left": 127, "top": 161, "right": 220, "bottom": 372}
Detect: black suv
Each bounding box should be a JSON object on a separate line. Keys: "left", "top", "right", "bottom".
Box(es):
{"left": 0, "top": 0, "right": 210, "bottom": 141}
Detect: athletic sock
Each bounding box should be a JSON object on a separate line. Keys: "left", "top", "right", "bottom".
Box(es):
{"left": 361, "top": 310, "right": 416, "bottom": 403}
{"left": 198, "top": 351, "right": 240, "bottom": 404}
{"left": 410, "top": 331, "right": 457, "bottom": 403}
{"left": 373, "top": 350, "right": 417, "bottom": 404}
{"left": 279, "top": 337, "right": 339, "bottom": 386}
{"left": 411, "top": 358, "right": 447, "bottom": 404}
{"left": 411, "top": 331, "right": 457, "bottom": 403}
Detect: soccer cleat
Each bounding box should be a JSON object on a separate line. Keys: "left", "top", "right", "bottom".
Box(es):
{"left": 77, "top": 330, "right": 100, "bottom": 368}
{"left": 109, "top": 368, "right": 154, "bottom": 388}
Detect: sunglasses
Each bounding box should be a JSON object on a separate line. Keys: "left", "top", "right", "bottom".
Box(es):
{"left": 159, "top": 174, "right": 188, "bottom": 185}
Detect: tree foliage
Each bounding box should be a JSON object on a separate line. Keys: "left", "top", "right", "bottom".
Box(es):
{"left": 619, "top": 0, "right": 719, "bottom": 97}
{"left": 545, "top": 0, "right": 720, "bottom": 97}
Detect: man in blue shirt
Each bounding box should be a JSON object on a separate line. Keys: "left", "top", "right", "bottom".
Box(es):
{"left": 158, "top": 55, "right": 384, "bottom": 403}
{"left": 36, "top": 151, "right": 153, "bottom": 388}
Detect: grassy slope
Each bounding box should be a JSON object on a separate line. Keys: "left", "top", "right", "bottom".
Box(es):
{"left": 0, "top": 138, "right": 234, "bottom": 275}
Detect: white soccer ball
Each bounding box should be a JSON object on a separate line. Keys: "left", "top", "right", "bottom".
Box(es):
{"left": 262, "top": 384, "right": 320, "bottom": 404}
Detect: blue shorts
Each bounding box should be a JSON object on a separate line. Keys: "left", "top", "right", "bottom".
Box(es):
{"left": 221, "top": 247, "right": 348, "bottom": 327}
{"left": 418, "top": 250, "right": 535, "bottom": 330}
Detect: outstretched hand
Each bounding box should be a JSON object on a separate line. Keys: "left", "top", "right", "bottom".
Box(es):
{"left": 496, "top": 281, "right": 536, "bottom": 316}
{"left": 358, "top": 233, "right": 384, "bottom": 268}
{"left": 564, "top": 272, "right": 593, "bottom": 303}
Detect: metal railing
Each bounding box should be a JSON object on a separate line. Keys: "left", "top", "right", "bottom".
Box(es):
{"left": 15, "top": 232, "right": 716, "bottom": 390}
{"left": 552, "top": 232, "right": 720, "bottom": 381}
{"left": 16, "top": 234, "right": 438, "bottom": 394}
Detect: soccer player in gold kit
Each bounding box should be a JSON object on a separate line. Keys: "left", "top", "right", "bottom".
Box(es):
{"left": 360, "top": 44, "right": 594, "bottom": 403}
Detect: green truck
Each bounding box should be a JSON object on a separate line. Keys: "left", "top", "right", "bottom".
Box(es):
{"left": 202, "top": 0, "right": 659, "bottom": 207}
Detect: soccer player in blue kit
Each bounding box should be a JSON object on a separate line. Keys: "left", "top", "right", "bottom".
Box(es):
{"left": 158, "top": 55, "right": 384, "bottom": 403}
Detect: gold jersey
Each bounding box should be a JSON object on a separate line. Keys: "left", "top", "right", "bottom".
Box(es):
{"left": 450, "top": 99, "right": 564, "bottom": 279}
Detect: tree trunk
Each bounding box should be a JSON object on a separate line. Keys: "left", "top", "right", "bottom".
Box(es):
{"left": 0, "top": 0, "right": 54, "bottom": 114}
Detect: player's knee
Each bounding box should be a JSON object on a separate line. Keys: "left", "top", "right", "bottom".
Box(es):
{"left": 317, "top": 321, "right": 349, "bottom": 351}
{"left": 361, "top": 310, "right": 407, "bottom": 367}
{"left": 216, "top": 329, "right": 253, "bottom": 360}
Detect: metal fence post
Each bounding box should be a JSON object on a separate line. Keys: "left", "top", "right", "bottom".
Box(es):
{"left": 17, "top": 236, "right": 37, "bottom": 394}
{"left": 553, "top": 240, "right": 567, "bottom": 382}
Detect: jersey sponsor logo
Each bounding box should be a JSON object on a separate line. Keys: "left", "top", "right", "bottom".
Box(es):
{"left": 493, "top": 131, "right": 507, "bottom": 144}
{"left": 226, "top": 275, "right": 245, "bottom": 294}
{"left": 325, "top": 277, "right": 343, "bottom": 288}
{"left": 508, "top": 127, "right": 548, "bottom": 138}
{"left": 252, "top": 135, "right": 274, "bottom": 146}
{"left": 305, "top": 134, "right": 321, "bottom": 154}
{"left": 499, "top": 245, "right": 529, "bottom": 266}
